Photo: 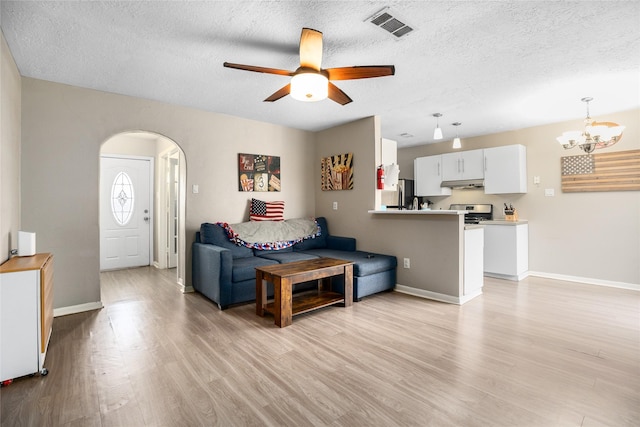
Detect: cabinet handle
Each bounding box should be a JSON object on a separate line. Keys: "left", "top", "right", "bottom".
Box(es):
{"left": 462, "top": 158, "right": 465, "bottom": 173}
{"left": 437, "top": 162, "right": 440, "bottom": 176}
{"left": 484, "top": 156, "right": 487, "bottom": 172}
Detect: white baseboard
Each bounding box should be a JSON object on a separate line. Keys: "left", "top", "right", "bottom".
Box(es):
{"left": 394, "top": 285, "right": 481, "bottom": 305}
{"left": 528, "top": 271, "right": 639, "bottom": 291}
{"left": 484, "top": 271, "right": 530, "bottom": 281}
{"left": 54, "top": 301, "right": 103, "bottom": 317}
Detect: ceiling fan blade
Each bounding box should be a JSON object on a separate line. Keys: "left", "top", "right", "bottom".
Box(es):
{"left": 223, "top": 62, "right": 293, "bottom": 76}
{"left": 264, "top": 84, "right": 291, "bottom": 102}
{"left": 328, "top": 82, "right": 353, "bottom": 105}
{"left": 326, "top": 65, "right": 395, "bottom": 81}
{"left": 299, "top": 28, "right": 323, "bottom": 71}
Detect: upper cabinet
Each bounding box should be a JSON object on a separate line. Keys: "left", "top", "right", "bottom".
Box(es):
{"left": 414, "top": 155, "right": 452, "bottom": 196}
{"left": 381, "top": 138, "right": 398, "bottom": 191}
{"left": 442, "top": 149, "right": 485, "bottom": 181}
{"left": 484, "top": 145, "right": 527, "bottom": 194}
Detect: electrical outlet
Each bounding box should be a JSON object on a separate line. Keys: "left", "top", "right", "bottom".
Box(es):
{"left": 333, "top": 202, "right": 338, "bottom": 210}
{"left": 403, "top": 258, "right": 410, "bottom": 269}
{"left": 192, "top": 184, "right": 199, "bottom": 194}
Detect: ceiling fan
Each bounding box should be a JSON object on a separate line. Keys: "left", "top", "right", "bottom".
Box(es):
{"left": 223, "top": 28, "right": 395, "bottom": 105}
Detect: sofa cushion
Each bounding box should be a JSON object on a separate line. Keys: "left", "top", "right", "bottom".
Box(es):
{"left": 253, "top": 246, "right": 292, "bottom": 256}
{"left": 232, "top": 256, "right": 278, "bottom": 282}
{"left": 296, "top": 249, "right": 397, "bottom": 277}
{"left": 256, "top": 251, "right": 320, "bottom": 263}
{"left": 293, "top": 217, "right": 327, "bottom": 250}
{"left": 200, "top": 223, "right": 254, "bottom": 259}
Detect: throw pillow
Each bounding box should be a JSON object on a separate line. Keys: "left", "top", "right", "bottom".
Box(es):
{"left": 250, "top": 198, "right": 284, "bottom": 221}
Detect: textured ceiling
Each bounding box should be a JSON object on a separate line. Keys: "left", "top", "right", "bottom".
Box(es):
{"left": 1, "top": 1, "right": 639, "bottom": 148}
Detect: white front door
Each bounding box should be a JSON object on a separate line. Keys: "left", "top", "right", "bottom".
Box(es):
{"left": 100, "top": 156, "right": 152, "bottom": 271}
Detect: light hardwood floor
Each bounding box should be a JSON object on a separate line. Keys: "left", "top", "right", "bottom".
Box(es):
{"left": 1, "top": 267, "right": 638, "bottom": 426}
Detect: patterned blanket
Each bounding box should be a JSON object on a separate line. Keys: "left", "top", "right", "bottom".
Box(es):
{"left": 217, "top": 218, "right": 320, "bottom": 250}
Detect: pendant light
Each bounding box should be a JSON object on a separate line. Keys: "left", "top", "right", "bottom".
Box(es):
{"left": 452, "top": 122, "right": 462, "bottom": 149}
{"left": 432, "top": 113, "right": 443, "bottom": 140}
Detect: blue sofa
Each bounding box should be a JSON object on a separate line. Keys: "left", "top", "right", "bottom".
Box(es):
{"left": 192, "top": 217, "right": 397, "bottom": 309}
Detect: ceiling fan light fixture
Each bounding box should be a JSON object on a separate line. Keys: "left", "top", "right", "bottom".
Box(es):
{"left": 290, "top": 72, "right": 328, "bottom": 102}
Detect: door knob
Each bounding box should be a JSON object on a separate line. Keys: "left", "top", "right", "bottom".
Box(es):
{"left": 144, "top": 216, "right": 150, "bottom": 222}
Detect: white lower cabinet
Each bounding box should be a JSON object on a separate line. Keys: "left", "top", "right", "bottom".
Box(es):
{"left": 0, "top": 253, "right": 54, "bottom": 382}
{"left": 484, "top": 223, "right": 529, "bottom": 280}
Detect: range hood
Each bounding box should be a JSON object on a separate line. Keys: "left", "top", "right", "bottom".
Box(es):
{"left": 441, "top": 179, "right": 484, "bottom": 189}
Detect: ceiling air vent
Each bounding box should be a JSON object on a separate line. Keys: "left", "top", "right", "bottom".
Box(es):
{"left": 366, "top": 8, "right": 414, "bottom": 39}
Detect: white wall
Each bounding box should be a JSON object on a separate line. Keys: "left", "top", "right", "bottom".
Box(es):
{"left": 398, "top": 109, "right": 640, "bottom": 287}
{"left": 0, "top": 31, "right": 21, "bottom": 263}
{"left": 21, "top": 78, "right": 317, "bottom": 310}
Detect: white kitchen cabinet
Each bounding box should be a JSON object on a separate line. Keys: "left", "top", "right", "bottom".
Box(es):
{"left": 0, "top": 253, "right": 54, "bottom": 382}
{"left": 414, "top": 155, "right": 452, "bottom": 196}
{"left": 442, "top": 149, "right": 484, "bottom": 181}
{"left": 484, "top": 144, "right": 527, "bottom": 194}
{"left": 463, "top": 226, "right": 484, "bottom": 299}
{"left": 484, "top": 223, "right": 528, "bottom": 280}
{"left": 381, "top": 138, "right": 398, "bottom": 191}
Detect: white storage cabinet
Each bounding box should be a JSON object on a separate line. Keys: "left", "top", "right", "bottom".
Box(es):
{"left": 0, "top": 253, "right": 54, "bottom": 383}
{"left": 484, "top": 144, "right": 528, "bottom": 194}
{"left": 414, "top": 155, "right": 452, "bottom": 196}
{"left": 484, "top": 223, "right": 528, "bottom": 280}
{"left": 442, "top": 149, "right": 484, "bottom": 181}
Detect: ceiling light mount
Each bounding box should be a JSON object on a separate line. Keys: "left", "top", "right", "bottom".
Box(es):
{"left": 556, "top": 97, "right": 625, "bottom": 153}
{"left": 432, "top": 113, "right": 443, "bottom": 140}
{"left": 452, "top": 122, "right": 462, "bottom": 149}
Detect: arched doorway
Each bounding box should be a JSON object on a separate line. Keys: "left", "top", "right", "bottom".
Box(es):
{"left": 99, "top": 131, "right": 187, "bottom": 290}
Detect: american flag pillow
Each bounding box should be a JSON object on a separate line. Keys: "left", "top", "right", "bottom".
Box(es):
{"left": 250, "top": 198, "right": 285, "bottom": 221}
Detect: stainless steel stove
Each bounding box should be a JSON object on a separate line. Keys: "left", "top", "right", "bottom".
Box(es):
{"left": 450, "top": 204, "right": 493, "bottom": 224}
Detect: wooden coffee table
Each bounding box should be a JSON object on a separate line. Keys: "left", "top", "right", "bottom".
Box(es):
{"left": 255, "top": 257, "right": 353, "bottom": 327}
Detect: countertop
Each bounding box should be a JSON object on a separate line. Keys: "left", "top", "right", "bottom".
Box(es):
{"left": 483, "top": 219, "right": 528, "bottom": 225}
{"left": 368, "top": 209, "right": 464, "bottom": 216}
{"left": 464, "top": 224, "right": 485, "bottom": 230}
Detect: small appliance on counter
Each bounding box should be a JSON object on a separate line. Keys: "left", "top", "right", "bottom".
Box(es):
{"left": 449, "top": 204, "right": 493, "bottom": 224}
{"left": 381, "top": 179, "right": 422, "bottom": 210}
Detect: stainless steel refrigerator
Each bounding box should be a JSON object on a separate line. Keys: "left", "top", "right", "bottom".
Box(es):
{"left": 381, "top": 179, "right": 416, "bottom": 210}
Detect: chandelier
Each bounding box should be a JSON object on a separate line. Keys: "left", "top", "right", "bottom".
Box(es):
{"left": 556, "top": 97, "right": 625, "bottom": 154}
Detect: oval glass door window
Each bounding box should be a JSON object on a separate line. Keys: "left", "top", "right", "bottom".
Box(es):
{"left": 111, "top": 172, "right": 135, "bottom": 226}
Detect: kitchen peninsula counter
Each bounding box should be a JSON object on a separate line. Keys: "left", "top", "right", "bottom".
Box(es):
{"left": 368, "top": 209, "right": 464, "bottom": 216}
{"left": 367, "top": 209, "right": 483, "bottom": 304}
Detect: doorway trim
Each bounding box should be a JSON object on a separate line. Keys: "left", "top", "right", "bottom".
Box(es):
{"left": 99, "top": 130, "right": 189, "bottom": 293}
